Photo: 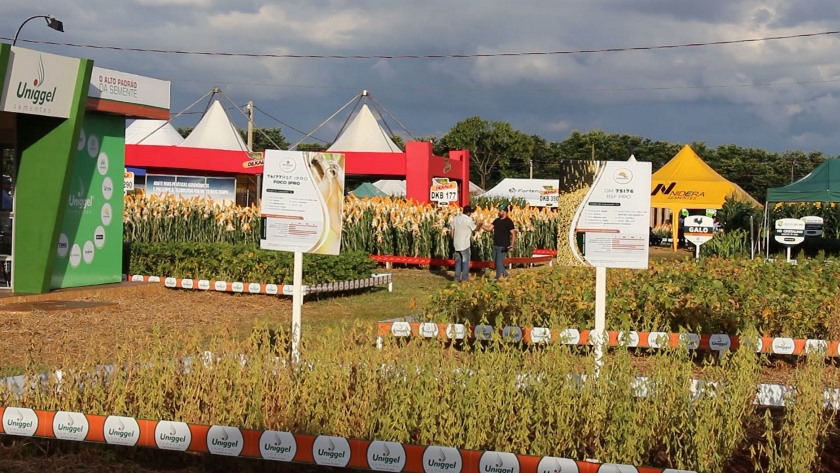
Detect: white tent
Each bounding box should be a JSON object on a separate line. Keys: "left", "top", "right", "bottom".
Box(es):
{"left": 481, "top": 178, "right": 560, "bottom": 207}
{"left": 181, "top": 100, "right": 248, "bottom": 151}
{"left": 328, "top": 104, "right": 402, "bottom": 153}
{"left": 125, "top": 119, "right": 184, "bottom": 146}
{"left": 372, "top": 179, "right": 406, "bottom": 196}
{"left": 374, "top": 179, "right": 483, "bottom": 197}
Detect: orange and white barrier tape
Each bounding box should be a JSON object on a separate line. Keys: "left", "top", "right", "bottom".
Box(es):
{"left": 375, "top": 322, "right": 839, "bottom": 357}
{"left": 124, "top": 273, "right": 393, "bottom": 296}
{"left": 0, "top": 407, "right": 693, "bottom": 473}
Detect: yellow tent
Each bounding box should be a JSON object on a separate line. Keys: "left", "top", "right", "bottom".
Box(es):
{"left": 651, "top": 145, "right": 759, "bottom": 249}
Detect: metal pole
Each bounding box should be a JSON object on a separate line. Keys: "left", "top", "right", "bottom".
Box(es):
{"left": 291, "top": 251, "right": 303, "bottom": 363}
{"left": 247, "top": 101, "right": 254, "bottom": 152}
{"left": 594, "top": 266, "right": 607, "bottom": 375}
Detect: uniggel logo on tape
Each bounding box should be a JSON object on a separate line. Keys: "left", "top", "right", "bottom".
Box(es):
{"left": 537, "top": 456, "right": 579, "bottom": 473}
{"left": 207, "top": 425, "right": 243, "bottom": 456}
{"left": 103, "top": 416, "right": 140, "bottom": 446}
{"left": 423, "top": 446, "right": 462, "bottom": 473}
{"left": 154, "top": 421, "right": 191, "bottom": 451}
{"left": 312, "top": 435, "right": 351, "bottom": 467}
{"left": 260, "top": 430, "right": 297, "bottom": 461}
{"left": 53, "top": 411, "right": 89, "bottom": 441}
{"left": 3, "top": 408, "right": 38, "bottom": 436}
{"left": 479, "top": 451, "right": 520, "bottom": 473}
{"left": 367, "top": 440, "right": 406, "bottom": 472}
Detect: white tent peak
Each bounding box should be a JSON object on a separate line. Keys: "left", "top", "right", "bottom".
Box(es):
{"left": 373, "top": 179, "right": 483, "bottom": 196}
{"left": 328, "top": 104, "right": 401, "bottom": 153}
{"left": 181, "top": 99, "right": 247, "bottom": 151}
{"left": 125, "top": 119, "right": 184, "bottom": 146}
{"left": 627, "top": 154, "right": 637, "bottom": 162}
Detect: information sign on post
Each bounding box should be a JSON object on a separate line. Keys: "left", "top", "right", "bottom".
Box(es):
{"left": 801, "top": 216, "right": 823, "bottom": 237}
{"left": 124, "top": 171, "right": 135, "bottom": 194}
{"left": 429, "top": 178, "right": 458, "bottom": 206}
{"left": 774, "top": 218, "right": 805, "bottom": 263}
{"left": 573, "top": 160, "right": 652, "bottom": 373}
{"left": 260, "top": 150, "right": 346, "bottom": 362}
{"left": 682, "top": 215, "right": 715, "bottom": 260}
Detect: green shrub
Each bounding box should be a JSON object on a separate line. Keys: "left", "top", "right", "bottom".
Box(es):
{"left": 125, "top": 242, "right": 377, "bottom": 284}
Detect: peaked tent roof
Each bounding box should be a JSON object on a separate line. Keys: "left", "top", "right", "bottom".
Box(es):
{"left": 181, "top": 100, "right": 248, "bottom": 151}
{"left": 766, "top": 158, "right": 840, "bottom": 203}
{"left": 327, "top": 104, "right": 401, "bottom": 153}
{"left": 350, "top": 182, "right": 388, "bottom": 198}
{"left": 373, "top": 179, "right": 483, "bottom": 196}
{"left": 652, "top": 144, "right": 759, "bottom": 209}
{"left": 125, "top": 119, "right": 184, "bottom": 145}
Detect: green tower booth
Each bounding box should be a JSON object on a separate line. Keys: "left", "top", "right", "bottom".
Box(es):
{"left": 0, "top": 43, "right": 170, "bottom": 294}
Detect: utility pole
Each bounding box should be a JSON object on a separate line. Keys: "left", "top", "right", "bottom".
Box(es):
{"left": 247, "top": 101, "right": 261, "bottom": 207}
{"left": 529, "top": 159, "right": 533, "bottom": 179}
{"left": 247, "top": 101, "right": 254, "bottom": 152}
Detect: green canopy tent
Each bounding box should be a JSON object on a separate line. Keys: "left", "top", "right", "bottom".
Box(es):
{"left": 350, "top": 182, "right": 388, "bottom": 198}
{"left": 766, "top": 158, "right": 840, "bottom": 203}
{"left": 764, "top": 158, "right": 840, "bottom": 257}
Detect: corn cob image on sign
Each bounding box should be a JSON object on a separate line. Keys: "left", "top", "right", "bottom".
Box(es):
{"left": 261, "top": 150, "right": 345, "bottom": 255}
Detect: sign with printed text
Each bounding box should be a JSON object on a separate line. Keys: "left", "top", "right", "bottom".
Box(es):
{"left": 124, "top": 171, "right": 135, "bottom": 193}
{"left": 146, "top": 174, "right": 236, "bottom": 204}
{"left": 682, "top": 215, "right": 715, "bottom": 247}
{"left": 775, "top": 218, "right": 805, "bottom": 246}
{"left": 260, "top": 150, "right": 345, "bottom": 255}
{"left": 801, "top": 215, "right": 823, "bottom": 237}
{"left": 1, "top": 46, "right": 81, "bottom": 118}
{"left": 89, "top": 66, "right": 170, "bottom": 110}
{"left": 430, "top": 177, "right": 458, "bottom": 205}
{"left": 575, "top": 161, "right": 652, "bottom": 269}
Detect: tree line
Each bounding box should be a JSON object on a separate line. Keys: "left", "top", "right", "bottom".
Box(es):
{"left": 178, "top": 118, "right": 830, "bottom": 203}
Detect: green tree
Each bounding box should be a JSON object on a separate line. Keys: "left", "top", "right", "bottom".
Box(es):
{"left": 438, "top": 117, "right": 532, "bottom": 189}
{"left": 296, "top": 142, "right": 329, "bottom": 152}
{"left": 240, "top": 127, "right": 289, "bottom": 152}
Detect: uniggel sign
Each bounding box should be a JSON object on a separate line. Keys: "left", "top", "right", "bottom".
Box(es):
{"left": 0, "top": 46, "right": 81, "bottom": 118}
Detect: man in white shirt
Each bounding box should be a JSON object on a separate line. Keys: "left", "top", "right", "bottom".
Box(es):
{"left": 450, "top": 205, "right": 478, "bottom": 282}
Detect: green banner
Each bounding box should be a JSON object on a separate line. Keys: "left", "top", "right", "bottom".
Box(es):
{"left": 51, "top": 113, "right": 124, "bottom": 288}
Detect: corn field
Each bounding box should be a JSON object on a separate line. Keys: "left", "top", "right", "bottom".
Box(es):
{"left": 124, "top": 193, "right": 261, "bottom": 243}
{"left": 1, "top": 325, "right": 836, "bottom": 473}
{"left": 123, "top": 194, "right": 562, "bottom": 259}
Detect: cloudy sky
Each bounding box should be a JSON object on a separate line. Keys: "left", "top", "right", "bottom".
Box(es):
{"left": 3, "top": 1, "right": 840, "bottom": 156}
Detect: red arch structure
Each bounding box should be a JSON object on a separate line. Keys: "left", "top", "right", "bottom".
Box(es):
{"left": 125, "top": 141, "right": 471, "bottom": 206}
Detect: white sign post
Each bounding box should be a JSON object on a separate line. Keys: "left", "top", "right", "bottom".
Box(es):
{"left": 575, "top": 161, "right": 652, "bottom": 373}
{"left": 429, "top": 177, "right": 458, "bottom": 206}
{"left": 801, "top": 216, "right": 823, "bottom": 237}
{"left": 260, "top": 150, "right": 345, "bottom": 362}
{"left": 682, "top": 215, "right": 715, "bottom": 260}
{"left": 774, "top": 218, "right": 805, "bottom": 263}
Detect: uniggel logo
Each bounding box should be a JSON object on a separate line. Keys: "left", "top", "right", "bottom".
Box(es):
{"left": 428, "top": 458, "right": 458, "bottom": 470}
{"left": 484, "top": 464, "right": 514, "bottom": 473}
{"left": 313, "top": 436, "right": 351, "bottom": 466}
{"left": 265, "top": 442, "right": 292, "bottom": 454}
{"left": 57, "top": 422, "right": 83, "bottom": 435}
{"left": 317, "top": 448, "right": 346, "bottom": 459}
{"left": 68, "top": 192, "right": 94, "bottom": 210}
{"left": 479, "top": 452, "right": 519, "bottom": 473}
{"left": 424, "top": 447, "right": 461, "bottom": 473}
{"left": 211, "top": 437, "right": 239, "bottom": 449}
{"left": 16, "top": 56, "right": 58, "bottom": 106}
{"left": 108, "top": 428, "right": 135, "bottom": 439}
{"left": 160, "top": 432, "right": 186, "bottom": 444}
{"left": 373, "top": 453, "right": 402, "bottom": 465}
{"left": 6, "top": 417, "right": 33, "bottom": 430}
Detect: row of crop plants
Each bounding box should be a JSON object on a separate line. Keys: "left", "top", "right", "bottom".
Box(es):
{"left": 1, "top": 324, "right": 834, "bottom": 473}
